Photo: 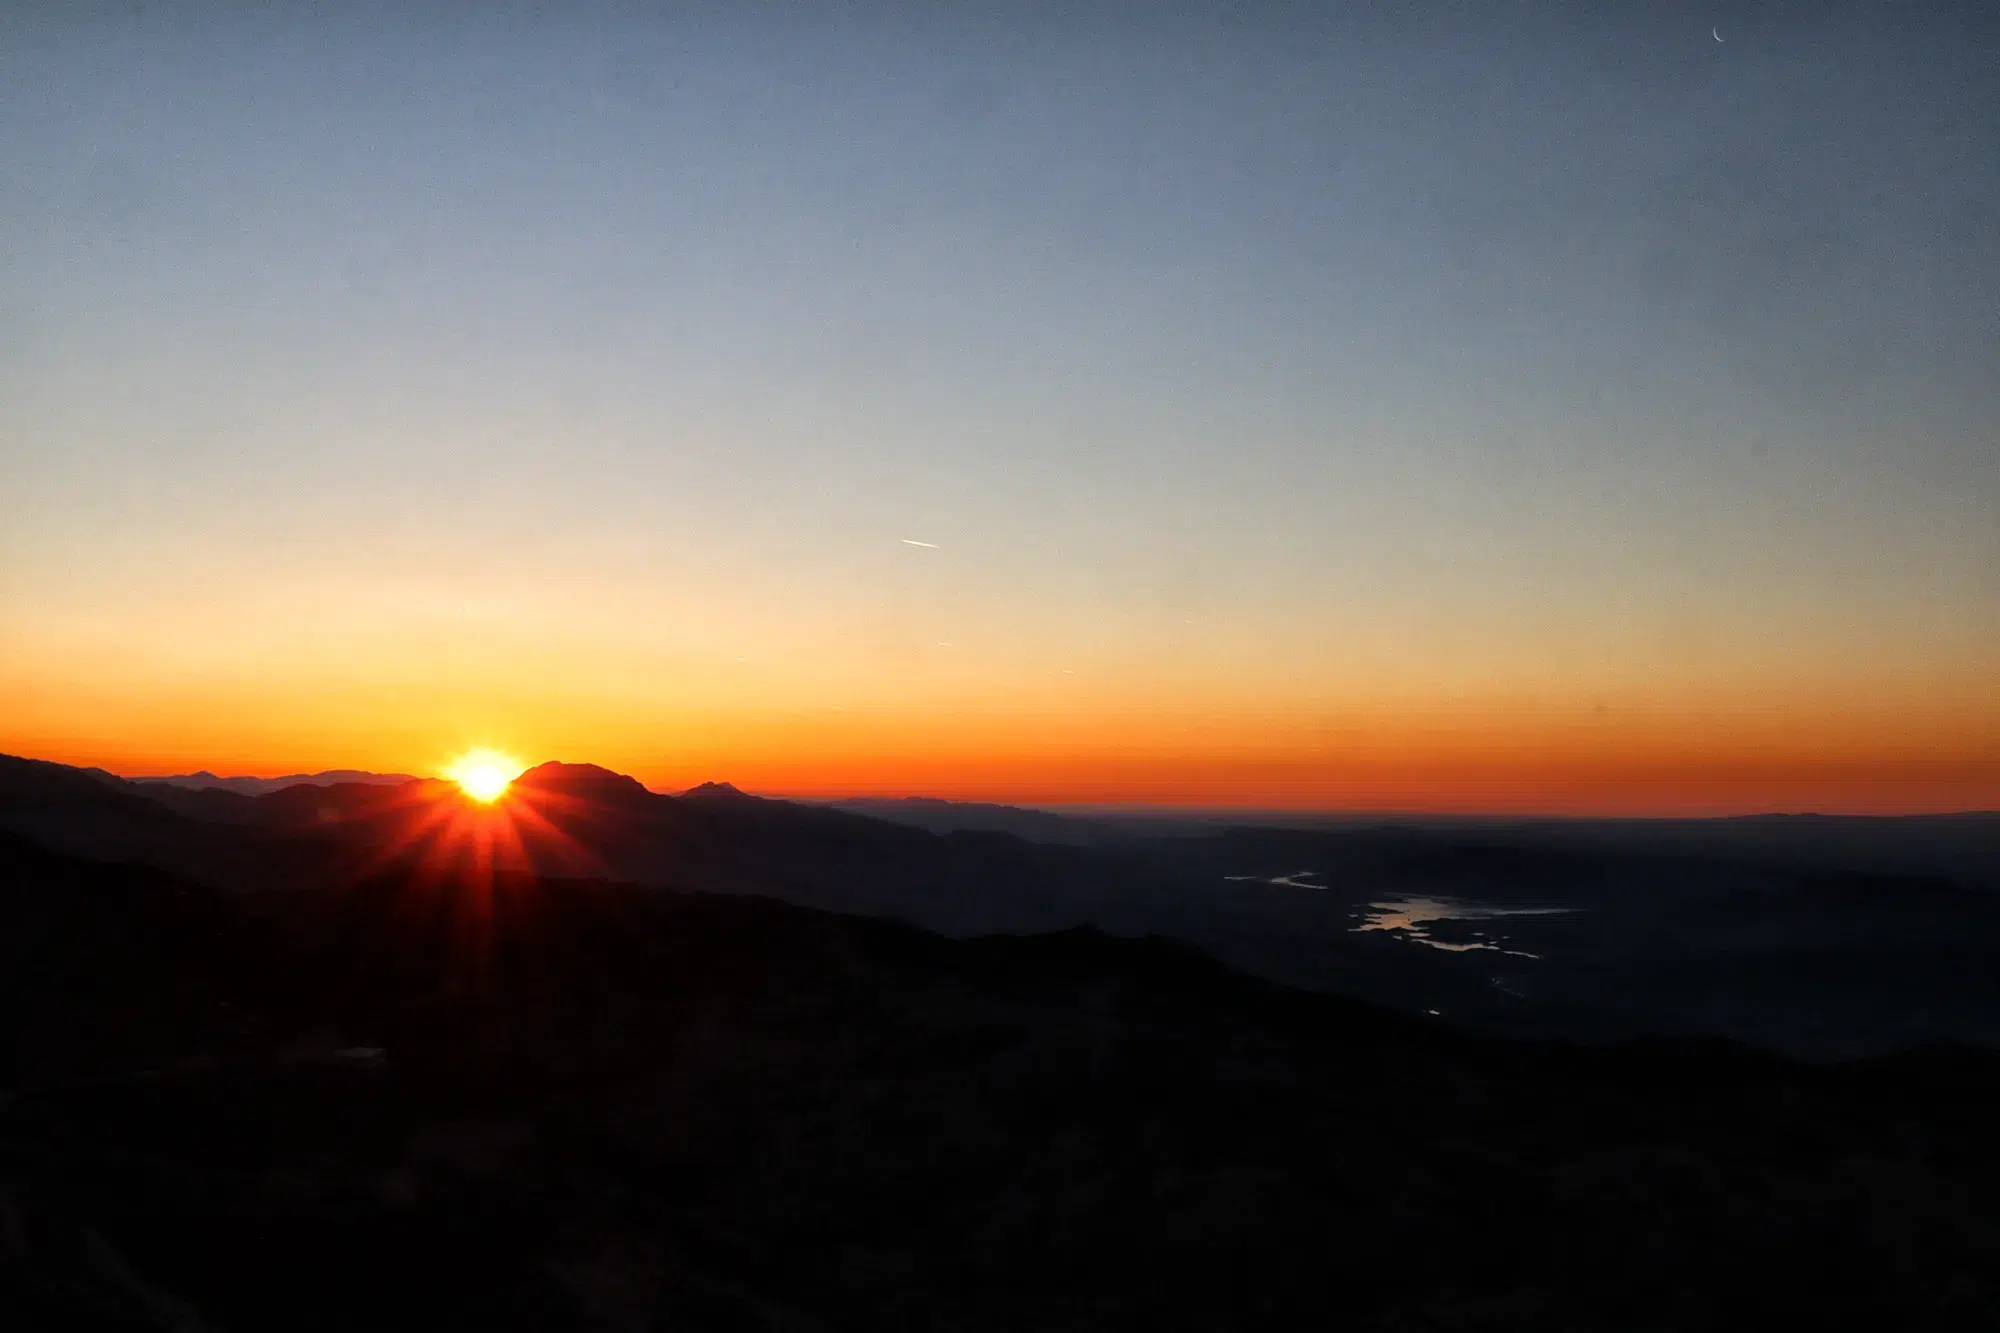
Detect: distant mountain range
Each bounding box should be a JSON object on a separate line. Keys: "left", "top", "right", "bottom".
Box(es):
{"left": 132, "top": 769, "right": 422, "bottom": 797}
{"left": 1, "top": 749, "right": 1996, "bottom": 1058}
{"left": 822, "top": 795, "right": 1131, "bottom": 845}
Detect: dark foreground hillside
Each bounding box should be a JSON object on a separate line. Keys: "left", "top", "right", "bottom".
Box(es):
{"left": 4, "top": 831, "right": 1999, "bottom": 1331}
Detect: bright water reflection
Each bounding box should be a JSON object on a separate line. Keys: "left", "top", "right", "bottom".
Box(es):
{"left": 1223, "top": 870, "right": 1326, "bottom": 888}
{"left": 1354, "top": 897, "right": 1571, "bottom": 959}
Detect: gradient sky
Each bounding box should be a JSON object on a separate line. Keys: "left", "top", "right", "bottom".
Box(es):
{"left": 3, "top": 2, "right": 1997, "bottom": 812}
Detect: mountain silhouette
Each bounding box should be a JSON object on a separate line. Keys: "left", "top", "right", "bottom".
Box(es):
{"left": 681, "top": 779, "right": 751, "bottom": 800}
{"left": 133, "top": 768, "right": 419, "bottom": 797}
{"left": 515, "top": 760, "right": 657, "bottom": 805}
{"left": 2, "top": 750, "right": 1998, "bottom": 1056}
{"left": 825, "top": 794, "right": 1118, "bottom": 845}
{"left": 4, "top": 749, "right": 2000, "bottom": 1327}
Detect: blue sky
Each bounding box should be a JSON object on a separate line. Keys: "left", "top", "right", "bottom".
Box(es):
{"left": 3, "top": 2, "right": 1996, "bottom": 805}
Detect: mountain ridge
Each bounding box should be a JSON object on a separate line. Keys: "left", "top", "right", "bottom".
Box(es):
{"left": 131, "top": 768, "right": 421, "bottom": 797}
{"left": 4, "top": 750, "right": 1998, "bottom": 1058}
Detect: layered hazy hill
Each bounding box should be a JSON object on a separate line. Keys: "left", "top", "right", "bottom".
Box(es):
{"left": 133, "top": 769, "right": 422, "bottom": 797}
{"left": 1, "top": 751, "right": 1997, "bottom": 1057}
{"left": 824, "top": 795, "right": 1122, "bottom": 845}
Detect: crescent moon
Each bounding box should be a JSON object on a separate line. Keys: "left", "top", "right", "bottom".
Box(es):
{"left": 1712, "top": 26, "right": 1723, "bottom": 42}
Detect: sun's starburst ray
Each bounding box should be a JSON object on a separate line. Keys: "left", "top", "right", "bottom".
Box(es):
{"left": 503, "top": 791, "right": 613, "bottom": 879}
{"left": 325, "top": 755, "right": 651, "bottom": 1005}
{"left": 353, "top": 785, "right": 466, "bottom": 881}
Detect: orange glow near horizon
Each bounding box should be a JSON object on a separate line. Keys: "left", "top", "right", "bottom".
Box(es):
{"left": 4, "top": 690, "right": 1996, "bottom": 817}
{"left": 3, "top": 614, "right": 1996, "bottom": 817}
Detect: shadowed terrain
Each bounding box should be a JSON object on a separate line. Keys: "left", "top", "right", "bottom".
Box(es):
{"left": 4, "top": 828, "right": 2000, "bottom": 1331}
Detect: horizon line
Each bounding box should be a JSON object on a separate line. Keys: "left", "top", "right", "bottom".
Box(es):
{"left": 58, "top": 756, "right": 1997, "bottom": 823}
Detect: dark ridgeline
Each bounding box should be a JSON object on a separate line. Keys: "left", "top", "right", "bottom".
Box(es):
{"left": 6, "top": 754, "right": 1997, "bottom": 1057}
{"left": 132, "top": 771, "right": 425, "bottom": 799}
{"left": 2, "top": 754, "right": 1999, "bottom": 1329}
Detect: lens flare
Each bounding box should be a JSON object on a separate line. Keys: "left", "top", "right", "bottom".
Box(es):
{"left": 447, "top": 749, "right": 524, "bottom": 803}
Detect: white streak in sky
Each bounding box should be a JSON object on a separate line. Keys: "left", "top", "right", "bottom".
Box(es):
{"left": 900, "top": 538, "right": 938, "bottom": 548}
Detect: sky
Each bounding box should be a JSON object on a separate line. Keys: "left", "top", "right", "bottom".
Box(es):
{"left": 2, "top": 1, "right": 1996, "bottom": 813}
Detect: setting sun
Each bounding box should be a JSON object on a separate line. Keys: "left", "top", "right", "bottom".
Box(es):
{"left": 447, "top": 749, "right": 524, "bottom": 803}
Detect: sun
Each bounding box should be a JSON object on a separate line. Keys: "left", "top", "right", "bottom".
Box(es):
{"left": 446, "top": 749, "right": 524, "bottom": 803}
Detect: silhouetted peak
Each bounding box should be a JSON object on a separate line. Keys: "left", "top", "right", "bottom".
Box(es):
{"left": 681, "top": 781, "right": 751, "bottom": 801}
{"left": 0, "top": 754, "right": 161, "bottom": 804}
{"left": 513, "top": 762, "right": 654, "bottom": 803}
